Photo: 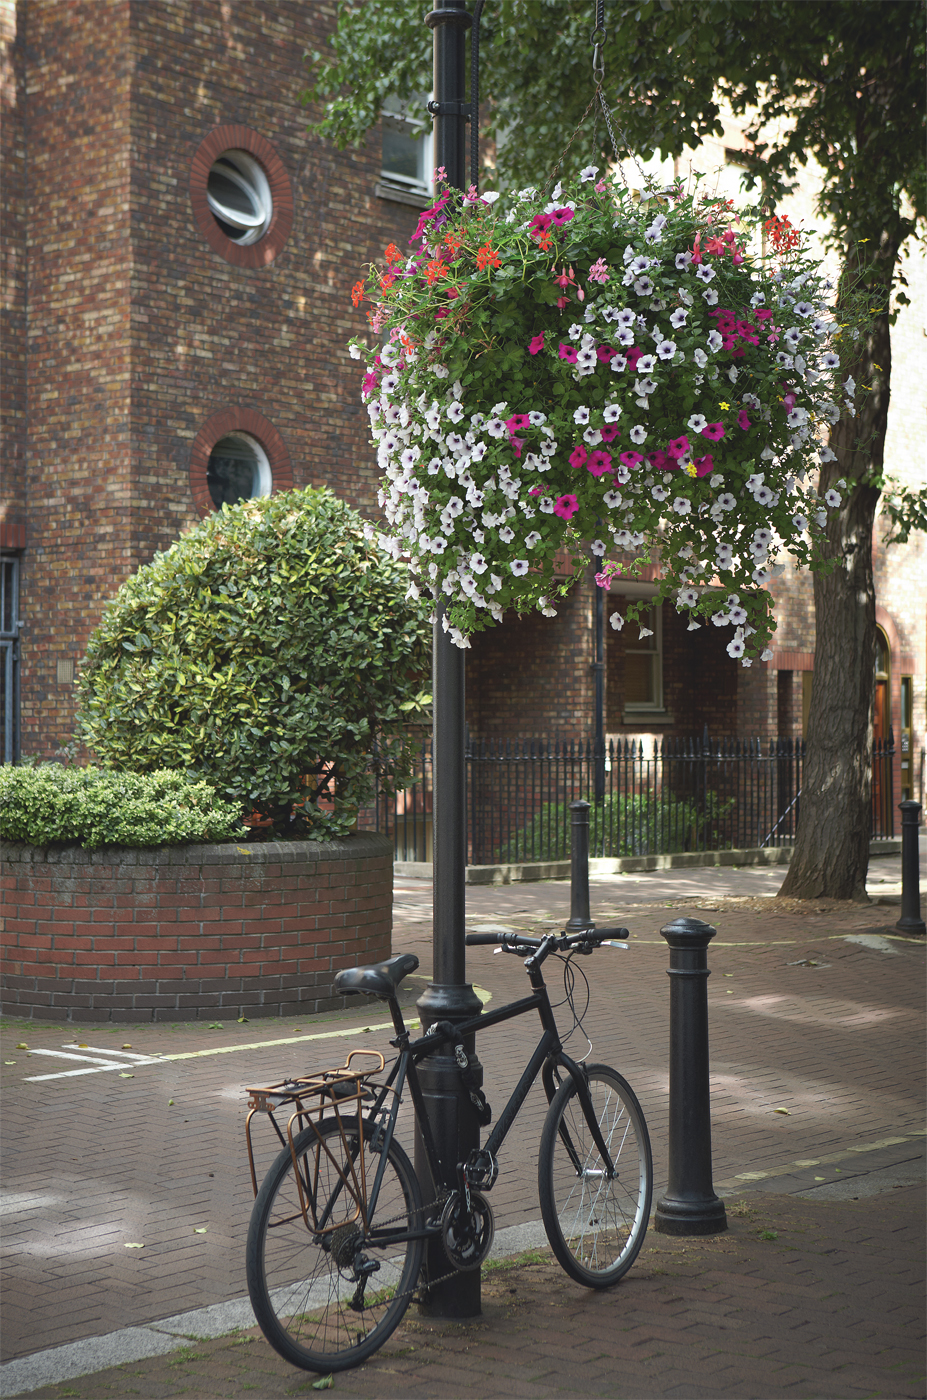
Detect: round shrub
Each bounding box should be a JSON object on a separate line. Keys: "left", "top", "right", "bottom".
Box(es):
{"left": 77, "top": 487, "right": 432, "bottom": 838}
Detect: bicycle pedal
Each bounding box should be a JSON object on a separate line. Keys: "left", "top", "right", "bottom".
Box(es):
{"left": 463, "top": 1147, "right": 499, "bottom": 1191}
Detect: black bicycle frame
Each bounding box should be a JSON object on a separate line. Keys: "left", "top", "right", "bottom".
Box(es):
{"left": 360, "top": 956, "right": 617, "bottom": 1232}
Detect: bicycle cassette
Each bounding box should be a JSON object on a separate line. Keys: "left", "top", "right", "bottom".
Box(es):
{"left": 440, "top": 1191, "right": 494, "bottom": 1271}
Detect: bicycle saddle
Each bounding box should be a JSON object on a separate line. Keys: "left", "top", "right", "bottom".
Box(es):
{"left": 334, "top": 952, "right": 420, "bottom": 1000}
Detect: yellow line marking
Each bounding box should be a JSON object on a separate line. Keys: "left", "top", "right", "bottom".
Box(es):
{"left": 715, "top": 1130, "right": 926, "bottom": 1189}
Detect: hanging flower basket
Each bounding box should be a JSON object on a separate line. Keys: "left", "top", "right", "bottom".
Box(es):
{"left": 351, "top": 169, "right": 865, "bottom": 662}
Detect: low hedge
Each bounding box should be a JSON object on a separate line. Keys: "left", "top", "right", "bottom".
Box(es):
{"left": 0, "top": 766, "right": 247, "bottom": 849}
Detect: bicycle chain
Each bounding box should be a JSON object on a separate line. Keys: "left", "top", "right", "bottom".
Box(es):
{"left": 346, "top": 1189, "right": 475, "bottom": 1311}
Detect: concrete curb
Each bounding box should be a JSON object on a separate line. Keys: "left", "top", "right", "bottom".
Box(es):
{"left": 0, "top": 1222, "right": 551, "bottom": 1397}
{"left": 396, "top": 839, "right": 901, "bottom": 885}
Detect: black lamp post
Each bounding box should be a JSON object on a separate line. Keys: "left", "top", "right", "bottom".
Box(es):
{"left": 415, "top": 0, "right": 484, "bottom": 1320}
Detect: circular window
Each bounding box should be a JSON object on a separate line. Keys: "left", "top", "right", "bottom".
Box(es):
{"left": 189, "top": 408, "right": 294, "bottom": 518}
{"left": 207, "top": 151, "right": 272, "bottom": 245}
{"left": 190, "top": 125, "right": 293, "bottom": 268}
{"left": 207, "top": 432, "right": 272, "bottom": 508}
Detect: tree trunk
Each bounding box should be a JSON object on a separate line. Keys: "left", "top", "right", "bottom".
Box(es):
{"left": 779, "top": 239, "right": 896, "bottom": 902}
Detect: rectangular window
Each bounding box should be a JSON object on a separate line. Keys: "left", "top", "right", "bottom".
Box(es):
{"left": 624, "top": 604, "right": 663, "bottom": 710}
{"left": 380, "top": 95, "right": 433, "bottom": 199}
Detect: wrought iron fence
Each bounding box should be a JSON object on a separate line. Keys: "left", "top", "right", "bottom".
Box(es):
{"left": 374, "top": 730, "right": 895, "bottom": 865}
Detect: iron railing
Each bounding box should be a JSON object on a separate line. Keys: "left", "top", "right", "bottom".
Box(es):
{"left": 372, "top": 729, "right": 895, "bottom": 865}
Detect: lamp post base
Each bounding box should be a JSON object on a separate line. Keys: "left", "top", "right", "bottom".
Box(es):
{"left": 653, "top": 1192, "right": 728, "bottom": 1236}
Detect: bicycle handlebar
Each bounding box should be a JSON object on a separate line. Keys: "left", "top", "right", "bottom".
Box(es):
{"left": 465, "top": 925, "right": 629, "bottom": 956}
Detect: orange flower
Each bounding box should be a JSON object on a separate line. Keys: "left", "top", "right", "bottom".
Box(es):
{"left": 383, "top": 242, "right": 402, "bottom": 264}
{"left": 475, "top": 243, "right": 500, "bottom": 271}
{"left": 424, "top": 258, "right": 447, "bottom": 285}
{"left": 379, "top": 271, "right": 397, "bottom": 292}
{"left": 444, "top": 231, "right": 464, "bottom": 253}
{"left": 350, "top": 280, "right": 365, "bottom": 307}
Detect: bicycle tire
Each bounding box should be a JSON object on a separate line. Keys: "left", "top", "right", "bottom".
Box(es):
{"left": 538, "top": 1063, "right": 652, "bottom": 1288}
{"left": 246, "top": 1116, "right": 424, "bottom": 1373}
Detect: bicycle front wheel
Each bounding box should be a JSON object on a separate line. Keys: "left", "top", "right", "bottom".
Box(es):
{"left": 246, "top": 1116, "right": 424, "bottom": 1373}
{"left": 538, "top": 1064, "right": 652, "bottom": 1288}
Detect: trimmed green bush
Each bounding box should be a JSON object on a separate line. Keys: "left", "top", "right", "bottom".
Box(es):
{"left": 0, "top": 766, "right": 247, "bottom": 849}
{"left": 76, "top": 487, "right": 432, "bottom": 838}
{"left": 496, "top": 790, "right": 735, "bottom": 863}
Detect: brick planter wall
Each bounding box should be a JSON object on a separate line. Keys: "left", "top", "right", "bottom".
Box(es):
{"left": 0, "top": 834, "right": 393, "bottom": 1024}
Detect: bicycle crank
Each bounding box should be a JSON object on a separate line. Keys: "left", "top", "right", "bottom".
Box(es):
{"left": 440, "top": 1190, "right": 494, "bottom": 1271}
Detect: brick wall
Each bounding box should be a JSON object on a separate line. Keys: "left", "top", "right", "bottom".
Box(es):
{"left": 7, "top": 0, "right": 427, "bottom": 757}
{"left": 1, "top": 832, "right": 392, "bottom": 1022}
{"left": 0, "top": 0, "right": 26, "bottom": 549}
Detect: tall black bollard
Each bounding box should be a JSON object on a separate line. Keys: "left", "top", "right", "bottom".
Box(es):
{"left": 896, "top": 800, "right": 925, "bottom": 936}
{"left": 654, "top": 918, "right": 727, "bottom": 1236}
{"left": 566, "top": 800, "right": 593, "bottom": 932}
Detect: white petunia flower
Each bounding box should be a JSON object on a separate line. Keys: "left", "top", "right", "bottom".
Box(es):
{"left": 630, "top": 425, "right": 647, "bottom": 444}
{"left": 675, "top": 251, "right": 692, "bottom": 270}
{"left": 590, "top": 538, "right": 607, "bottom": 556}
{"left": 580, "top": 164, "right": 599, "bottom": 182}
{"left": 609, "top": 611, "right": 624, "bottom": 631}
{"left": 669, "top": 307, "right": 688, "bottom": 329}
{"left": 603, "top": 402, "right": 622, "bottom": 422}
{"left": 525, "top": 531, "right": 542, "bottom": 548}
{"left": 687, "top": 413, "right": 708, "bottom": 433}
{"left": 672, "top": 497, "right": 691, "bottom": 516}
{"left": 727, "top": 636, "right": 745, "bottom": 658}
{"left": 656, "top": 340, "right": 677, "bottom": 360}
{"left": 573, "top": 405, "right": 591, "bottom": 424}
{"left": 695, "top": 265, "right": 716, "bottom": 283}
{"left": 510, "top": 559, "right": 529, "bottom": 576}
{"left": 824, "top": 488, "right": 842, "bottom": 508}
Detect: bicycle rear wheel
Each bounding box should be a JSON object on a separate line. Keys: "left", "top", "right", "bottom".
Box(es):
{"left": 246, "top": 1116, "right": 424, "bottom": 1373}
{"left": 538, "top": 1063, "right": 652, "bottom": 1288}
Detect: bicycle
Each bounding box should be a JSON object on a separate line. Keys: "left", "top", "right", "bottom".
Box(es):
{"left": 244, "top": 924, "right": 653, "bottom": 1375}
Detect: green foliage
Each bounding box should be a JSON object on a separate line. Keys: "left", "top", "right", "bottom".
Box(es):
{"left": 76, "top": 488, "right": 432, "bottom": 839}
{"left": 0, "top": 765, "right": 247, "bottom": 849}
{"left": 496, "top": 790, "right": 735, "bottom": 863}
{"left": 305, "top": 2, "right": 925, "bottom": 240}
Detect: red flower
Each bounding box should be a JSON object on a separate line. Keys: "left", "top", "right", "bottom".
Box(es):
{"left": 350, "top": 281, "right": 365, "bottom": 307}
{"left": 476, "top": 243, "right": 501, "bottom": 271}
{"left": 383, "top": 243, "right": 402, "bottom": 265}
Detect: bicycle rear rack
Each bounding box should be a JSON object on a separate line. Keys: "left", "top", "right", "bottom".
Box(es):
{"left": 244, "top": 1050, "right": 388, "bottom": 1233}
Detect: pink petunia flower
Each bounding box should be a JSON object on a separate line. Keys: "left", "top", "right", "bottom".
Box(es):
{"left": 667, "top": 436, "right": 691, "bottom": 459}
{"left": 626, "top": 346, "right": 644, "bottom": 371}
{"left": 529, "top": 486, "right": 543, "bottom": 497}
{"left": 647, "top": 449, "right": 668, "bottom": 470}
{"left": 553, "top": 494, "right": 579, "bottom": 519}
{"left": 701, "top": 422, "right": 725, "bottom": 442}
{"left": 596, "top": 345, "right": 614, "bottom": 363}
{"left": 587, "top": 450, "right": 612, "bottom": 477}
{"left": 600, "top": 424, "right": 620, "bottom": 443}
{"left": 569, "top": 445, "right": 589, "bottom": 469}
{"left": 619, "top": 451, "right": 643, "bottom": 468}
{"left": 507, "top": 415, "right": 531, "bottom": 432}
{"left": 694, "top": 454, "right": 714, "bottom": 477}
{"left": 550, "top": 207, "right": 575, "bottom": 226}
{"left": 528, "top": 333, "right": 545, "bottom": 355}
{"left": 558, "top": 343, "right": 578, "bottom": 363}
{"left": 737, "top": 410, "right": 751, "bottom": 431}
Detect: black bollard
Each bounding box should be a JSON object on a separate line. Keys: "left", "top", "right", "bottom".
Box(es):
{"left": 896, "top": 800, "right": 925, "bottom": 936}
{"left": 654, "top": 918, "right": 728, "bottom": 1236}
{"left": 566, "top": 799, "right": 593, "bottom": 932}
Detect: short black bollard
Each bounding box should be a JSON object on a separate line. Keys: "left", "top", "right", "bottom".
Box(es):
{"left": 566, "top": 800, "right": 593, "bottom": 932}
{"left": 896, "top": 800, "right": 926, "bottom": 936}
{"left": 654, "top": 918, "right": 727, "bottom": 1236}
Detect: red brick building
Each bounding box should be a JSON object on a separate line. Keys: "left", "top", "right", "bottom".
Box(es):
{"left": 2, "top": 0, "right": 923, "bottom": 812}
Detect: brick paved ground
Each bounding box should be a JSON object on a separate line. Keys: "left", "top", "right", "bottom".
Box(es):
{"left": 2, "top": 859, "right": 924, "bottom": 1396}
{"left": 7, "top": 1186, "right": 924, "bottom": 1399}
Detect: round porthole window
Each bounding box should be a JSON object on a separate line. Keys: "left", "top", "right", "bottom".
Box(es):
{"left": 207, "top": 150, "right": 272, "bottom": 245}
{"left": 190, "top": 126, "right": 293, "bottom": 268}
{"left": 207, "top": 432, "right": 272, "bottom": 508}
